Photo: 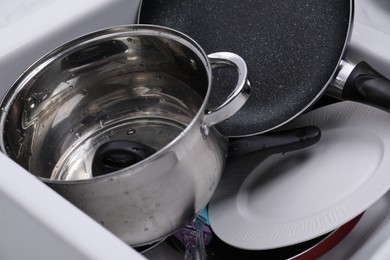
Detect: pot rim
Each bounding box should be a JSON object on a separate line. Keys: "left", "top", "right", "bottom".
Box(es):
{"left": 0, "top": 24, "right": 218, "bottom": 184}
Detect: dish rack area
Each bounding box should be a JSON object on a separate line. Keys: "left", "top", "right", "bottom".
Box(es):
{"left": 1, "top": 0, "right": 390, "bottom": 259}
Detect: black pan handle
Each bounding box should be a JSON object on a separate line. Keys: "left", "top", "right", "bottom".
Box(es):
{"left": 227, "top": 126, "right": 321, "bottom": 159}
{"left": 342, "top": 61, "right": 390, "bottom": 111}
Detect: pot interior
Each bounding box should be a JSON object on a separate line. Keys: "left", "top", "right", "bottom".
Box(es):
{"left": 2, "top": 28, "right": 209, "bottom": 180}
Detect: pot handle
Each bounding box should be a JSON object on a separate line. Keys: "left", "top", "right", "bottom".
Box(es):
{"left": 331, "top": 60, "right": 390, "bottom": 111}
{"left": 227, "top": 125, "right": 321, "bottom": 159}
{"left": 202, "top": 52, "right": 251, "bottom": 136}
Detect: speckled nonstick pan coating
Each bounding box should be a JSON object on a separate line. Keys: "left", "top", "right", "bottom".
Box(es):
{"left": 139, "top": 0, "right": 350, "bottom": 137}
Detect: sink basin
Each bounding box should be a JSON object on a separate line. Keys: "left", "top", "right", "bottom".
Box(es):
{"left": 0, "top": 0, "right": 141, "bottom": 99}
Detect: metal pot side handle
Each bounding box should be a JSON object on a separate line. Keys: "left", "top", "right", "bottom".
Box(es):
{"left": 202, "top": 52, "right": 252, "bottom": 136}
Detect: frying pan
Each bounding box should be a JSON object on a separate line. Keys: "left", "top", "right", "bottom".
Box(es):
{"left": 138, "top": 0, "right": 390, "bottom": 137}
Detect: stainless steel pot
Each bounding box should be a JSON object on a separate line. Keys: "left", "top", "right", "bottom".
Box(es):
{"left": 0, "top": 25, "right": 251, "bottom": 246}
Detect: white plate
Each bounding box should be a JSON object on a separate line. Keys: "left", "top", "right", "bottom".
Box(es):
{"left": 208, "top": 101, "right": 390, "bottom": 250}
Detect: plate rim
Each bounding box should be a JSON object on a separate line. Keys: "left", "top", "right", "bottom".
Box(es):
{"left": 208, "top": 101, "right": 390, "bottom": 250}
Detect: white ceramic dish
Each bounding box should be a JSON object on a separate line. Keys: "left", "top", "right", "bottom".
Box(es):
{"left": 208, "top": 101, "right": 390, "bottom": 250}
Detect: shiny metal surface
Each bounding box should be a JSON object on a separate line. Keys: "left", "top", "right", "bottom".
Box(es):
{"left": 0, "top": 25, "right": 250, "bottom": 246}
{"left": 204, "top": 52, "right": 251, "bottom": 127}
{"left": 328, "top": 60, "right": 357, "bottom": 98}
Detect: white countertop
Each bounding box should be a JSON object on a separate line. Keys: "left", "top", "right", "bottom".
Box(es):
{"left": 347, "top": 0, "right": 390, "bottom": 78}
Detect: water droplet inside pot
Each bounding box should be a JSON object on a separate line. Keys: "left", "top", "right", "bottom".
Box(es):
{"left": 27, "top": 97, "right": 37, "bottom": 108}
{"left": 75, "top": 132, "right": 81, "bottom": 139}
{"left": 78, "top": 89, "right": 88, "bottom": 96}
{"left": 190, "top": 59, "right": 198, "bottom": 70}
{"left": 127, "top": 128, "right": 136, "bottom": 135}
{"left": 41, "top": 94, "right": 48, "bottom": 102}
